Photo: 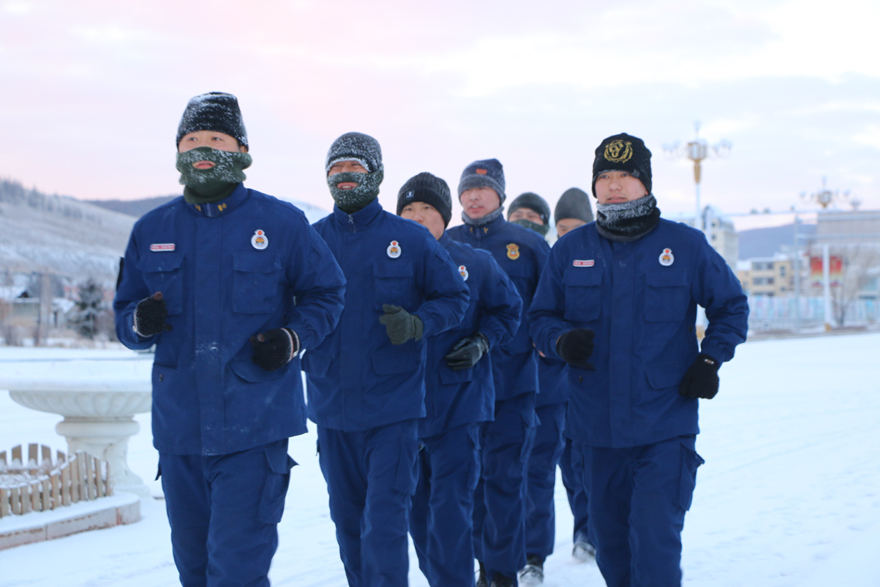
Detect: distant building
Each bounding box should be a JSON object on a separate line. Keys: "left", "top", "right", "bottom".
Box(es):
{"left": 814, "top": 210, "right": 880, "bottom": 246}
{"left": 736, "top": 255, "right": 794, "bottom": 297}
{"left": 666, "top": 205, "right": 739, "bottom": 270}
{"left": 703, "top": 206, "right": 739, "bottom": 270}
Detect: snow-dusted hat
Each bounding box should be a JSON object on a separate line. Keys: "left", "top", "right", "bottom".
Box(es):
{"left": 458, "top": 158, "right": 506, "bottom": 205}
{"left": 325, "top": 132, "right": 383, "bottom": 174}
{"left": 508, "top": 192, "right": 550, "bottom": 225}
{"left": 555, "top": 188, "right": 594, "bottom": 224}
{"left": 176, "top": 92, "right": 248, "bottom": 149}
{"left": 591, "top": 133, "right": 652, "bottom": 198}
{"left": 397, "top": 172, "right": 453, "bottom": 227}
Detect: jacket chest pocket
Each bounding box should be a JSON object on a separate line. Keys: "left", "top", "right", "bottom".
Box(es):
{"left": 233, "top": 252, "right": 284, "bottom": 314}
{"left": 644, "top": 270, "right": 690, "bottom": 322}
{"left": 373, "top": 261, "right": 415, "bottom": 310}
{"left": 139, "top": 255, "right": 184, "bottom": 315}
{"left": 563, "top": 267, "right": 602, "bottom": 323}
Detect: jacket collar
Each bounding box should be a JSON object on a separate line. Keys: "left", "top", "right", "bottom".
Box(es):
{"left": 463, "top": 213, "right": 506, "bottom": 235}
{"left": 188, "top": 183, "right": 248, "bottom": 218}
{"left": 332, "top": 197, "right": 384, "bottom": 232}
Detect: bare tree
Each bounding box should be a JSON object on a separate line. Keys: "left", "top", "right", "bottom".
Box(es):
{"left": 822, "top": 244, "right": 880, "bottom": 326}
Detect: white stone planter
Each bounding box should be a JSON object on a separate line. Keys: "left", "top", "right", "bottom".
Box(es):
{"left": 0, "top": 357, "right": 153, "bottom": 498}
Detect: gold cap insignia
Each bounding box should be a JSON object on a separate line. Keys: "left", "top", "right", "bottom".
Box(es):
{"left": 506, "top": 243, "right": 520, "bottom": 260}
{"left": 604, "top": 140, "right": 633, "bottom": 163}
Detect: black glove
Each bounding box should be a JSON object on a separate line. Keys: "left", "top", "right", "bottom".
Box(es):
{"left": 133, "top": 292, "right": 172, "bottom": 337}
{"left": 444, "top": 332, "right": 490, "bottom": 371}
{"left": 678, "top": 353, "right": 720, "bottom": 399}
{"left": 251, "top": 328, "right": 298, "bottom": 371}
{"left": 378, "top": 304, "right": 424, "bottom": 345}
{"left": 556, "top": 328, "right": 596, "bottom": 370}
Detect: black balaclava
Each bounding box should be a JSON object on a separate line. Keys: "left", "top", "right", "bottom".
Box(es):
{"left": 458, "top": 158, "right": 506, "bottom": 226}
{"left": 397, "top": 172, "right": 453, "bottom": 227}
{"left": 507, "top": 192, "right": 551, "bottom": 236}
{"left": 175, "top": 92, "right": 251, "bottom": 204}
{"left": 325, "top": 132, "right": 384, "bottom": 214}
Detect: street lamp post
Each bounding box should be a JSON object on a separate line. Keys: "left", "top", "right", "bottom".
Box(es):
{"left": 664, "top": 122, "right": 731, "bottom": 234}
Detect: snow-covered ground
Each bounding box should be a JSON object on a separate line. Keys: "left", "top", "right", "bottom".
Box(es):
{"left": 1, "top": 334, "right": 879, "bottom": 586}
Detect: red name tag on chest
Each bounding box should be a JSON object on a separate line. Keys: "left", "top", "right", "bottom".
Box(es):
{"left": 573, "top": 260, "right": 594, "bottom": 267}
{"left": 150, "top": 244, "right": 176, "bottom": 252}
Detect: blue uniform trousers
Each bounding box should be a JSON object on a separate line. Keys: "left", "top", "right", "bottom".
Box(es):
{"left": 580, "top": 435, "right": 703, "bottom": 587}
{"left": 409, "top": 423, "right": 482, "bottom": 587}
{"left": 318, "top": 420, "right": 420, "bottom": 587}
{"left": 158, "top": 439, "right": 293, "bottom": 587}
{"left": 524, "top": 402, "right": 567, "bottom": 560}
{"left": 559, "top": 436, "right": 592, "bottom": 546}
{"left": 473, "top": 391, "right": 537, "bottom": 581}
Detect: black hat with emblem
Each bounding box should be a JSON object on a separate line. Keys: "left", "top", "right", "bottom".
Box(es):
{"left": 397, "top": 172, "right": 453, "bottom": 227}
{"left": 176, "top": 92, "right": 248, "bottom": 149}
{"left": 591, "top": 133, "right": 652, "bottom": 198}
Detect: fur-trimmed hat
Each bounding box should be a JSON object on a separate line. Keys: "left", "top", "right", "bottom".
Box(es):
{"left": 508, "top": 192, "right": 551, "bottom": 226}
{"left": 325, "top": 132, "right": 383, "bottom": 174}
{"left": 397, "top": 172, "right": 453, "bottom": 227}
{"left": 176, "top": 92, "right": 248, "bottom": 149}
{"left": 458, "top": 158, "right": 506, "bottom": 204}
{"left": 591, "top": 133, "right": 652, "bottom": 197}
{"left": 555, "top": 188, "right": 594, "bottom": 224}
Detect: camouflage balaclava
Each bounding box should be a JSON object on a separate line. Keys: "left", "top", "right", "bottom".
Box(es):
{"left": 175, "top": 92, "right": 252, "bottom": 204}
{"left": 325, "top": 132, "right": 384, "bottom": 214}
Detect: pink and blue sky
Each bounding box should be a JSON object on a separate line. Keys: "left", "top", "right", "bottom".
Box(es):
{"left": 2, "top": 0, "right": 879, "bottom": 227}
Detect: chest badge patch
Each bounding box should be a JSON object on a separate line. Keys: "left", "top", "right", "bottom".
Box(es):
{"left": 387, "top": 240, "right": 402, "bottom": 259}
{"left": 659, "top": 248, "right": 674, "bottom": 266}
{"left": 506, "top": 243, "right": 520, "bottom": 260}
{"left": 459, "top": 265, "right": 469, "bottom": 281}
{"left": 573, "top": 259, "right": 594, "bottom": 267}
{"left": 251, "top": 230, "right": 268, "bottom": 250}
{"left": 150, "top": 243, "right": 175, "bottom": 252}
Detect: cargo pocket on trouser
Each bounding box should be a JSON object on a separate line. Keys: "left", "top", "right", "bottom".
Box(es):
{"left": 393, "top": 426, "right": 421, "bottom": 496}
{"left": 467, "top": 424, "right": 482, "bottom": 491}
{"left": 677, "top": 437, "right": 704, "bottom": 512}
{"left": 260, "top": 447, "right": 296, "bottom": 524}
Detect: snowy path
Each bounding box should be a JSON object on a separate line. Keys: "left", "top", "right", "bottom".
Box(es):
{"left": 1, "top": 333, "right": 879, "bottom": 586}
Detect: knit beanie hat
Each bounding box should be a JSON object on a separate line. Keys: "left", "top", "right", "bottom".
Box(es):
{"left": 508, "top": 192, "right": 551, "bottom": 225}
{"left": 176, "top": 92, "right": 248, "bottom": 149}
{"left": 397, "top": 172, "right": 453, "bottom": 227}
{"left": 591, "top": 133, "right": 652, "bottom": 198}
{"left": 457, "top": 158, "right": 506, "bottom": 205}
{"left": 325, "top": 132, "right": 383, "bottom": 174}
{"left": 555, "top": 188, "right": 594, "bottom": 224}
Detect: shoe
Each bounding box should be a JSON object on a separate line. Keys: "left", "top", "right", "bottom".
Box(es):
{"left": 518, "top": 556, "right": 544, "bottom": 586}
{"left": 476, "top": 560, "right": 488, "bottom": 587}
{"left": 490, "top": 573, "right": 516, "bottom": 587}
{"left": 572, "top": 540, "right": 596, "bottom": 562}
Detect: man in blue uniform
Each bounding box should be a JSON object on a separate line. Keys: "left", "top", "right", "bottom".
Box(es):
{"left": 304, "top": 134, "right": 469, "bottom": 587}
{"left": 552, "top": 187, "right": 596, "bottom": 565}
{"left": 114, "top": 92, "right": 346, "bottom": 587}
{"left": 506, "top": 192, "right": 568, "bottom": 586}
{"left": 529, "top": 133, "right": 748, "bottom": 586}
{"left": 397, "top": 172, "right": 522, "bottom": 587}
{"left": 447, "top": 160, "right": 551, "bottom": 587}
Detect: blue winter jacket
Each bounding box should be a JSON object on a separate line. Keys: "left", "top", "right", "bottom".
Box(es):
{"left": 528, "top": 219, "right": 749, "bottom": 448}
{"left": 447, "top": 216, "right": 551, "bottom": 401}
{"left": 114, "top": 184, "right": 346, "bottom": 456}
{"left": 420, "top": 234, "right": 523, "bottom": 438}
{"left": 537, "top": 355, "right": 567, "bottom": 407}
{"left": 304, "top": 199, "right": 469, "bottom": 432}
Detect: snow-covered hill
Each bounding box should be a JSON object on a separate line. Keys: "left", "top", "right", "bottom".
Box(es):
{"left": 0, "top": 180, "right": 134, "bottom": 282}
{"left": 0, "top": 179, "right": 332, "bottom": 286}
